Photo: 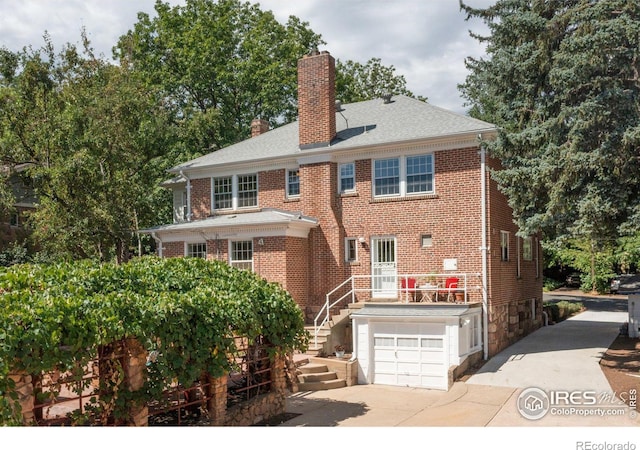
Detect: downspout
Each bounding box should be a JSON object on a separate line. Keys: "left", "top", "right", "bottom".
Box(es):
{"left": 479, "top": 134, "right": 490, "bottom": 361}
{"left": 180, "top": 170, "right": 192, "bottom": 222}
{"left": 151, "top": 232, "right": 163, "bottom": 258}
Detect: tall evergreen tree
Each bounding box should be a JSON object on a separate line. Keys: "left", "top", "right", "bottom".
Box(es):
{"left": 460, "top": 0, "right": 640, "bottom": 249}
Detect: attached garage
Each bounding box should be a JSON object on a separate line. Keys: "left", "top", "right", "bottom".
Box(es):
{"left": 351, "top": 303, "right": 482, "bottom": 391}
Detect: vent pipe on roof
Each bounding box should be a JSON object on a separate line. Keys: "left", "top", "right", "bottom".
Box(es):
{"left": 382, "top": 93, "right": 393, "bottom": 104}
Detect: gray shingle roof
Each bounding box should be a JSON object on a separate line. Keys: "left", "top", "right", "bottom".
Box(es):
{"left": 170, "top": 95, "right": 496, "bottom": 173}
{"left": 140, "top": 208, "right": 318, "bottom": 233}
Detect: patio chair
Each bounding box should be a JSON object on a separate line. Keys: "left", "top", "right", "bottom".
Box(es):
{"left": 444, "top": 277, "right": 459, "bottom": 302}
{"left": 401, "top": 277, "right": 418, "bottom": 302}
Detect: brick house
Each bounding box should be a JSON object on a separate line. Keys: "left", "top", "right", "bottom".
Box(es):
{"left": 143, "top": 50, "right": 543, "bottom": 390}
{"left": 1, "top": 164, "right": 36, "bottom": 251}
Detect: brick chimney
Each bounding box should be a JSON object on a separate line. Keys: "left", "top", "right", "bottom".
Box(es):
{"left": 250, "top": 118, "right": 269, "bottom": 138}
{"left": 297, "top": 49, "right": 336, "bottom": 149}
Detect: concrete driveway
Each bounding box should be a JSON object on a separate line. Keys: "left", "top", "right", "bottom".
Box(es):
{"left": 283, "top": 293, "right": 639, "bottom": 427}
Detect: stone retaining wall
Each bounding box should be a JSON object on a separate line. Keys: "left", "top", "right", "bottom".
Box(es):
{"left": 7, "top": 341, "right": 288, "bottom": 427}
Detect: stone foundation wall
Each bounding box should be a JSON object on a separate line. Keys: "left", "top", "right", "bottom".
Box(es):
{"left": 8, "top": 371, "right": 35, "bottom": 425}
{"left": 223, "top": 354, "right": 287, "bottom": 426}
{"left": 488, "top": 297, "right": 542, "bottom": 356}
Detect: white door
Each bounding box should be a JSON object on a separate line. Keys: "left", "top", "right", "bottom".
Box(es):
{"left": 371, "top": 237, "right": 397, "bottom": 298}
{"left": 372, "top": 322, "right": 448, "bottom": 390}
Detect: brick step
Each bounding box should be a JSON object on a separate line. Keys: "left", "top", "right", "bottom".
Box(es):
{"left": 297, "top": 371, "right": 338, "bottom": 383}
{"left": 297, "top": 378, "right": 347, "bottom": 391}
{"left": 297, "top": 363, "right": 329, "bottom": 374}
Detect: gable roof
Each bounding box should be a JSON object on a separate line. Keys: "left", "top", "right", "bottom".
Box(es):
{"left": 170, "top": 95, "right": 496, "bottom": 174}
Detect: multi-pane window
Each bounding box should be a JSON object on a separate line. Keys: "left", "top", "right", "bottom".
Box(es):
{"left": 345, "top": 238, "right": 357, "bottom": 262}
{"left": 500, "top": 231, "right": 510, "bottom": 261}
{"left": 523, "top": 237, "right": 533, "bottom": 261}
{"left": 373, "top": 154, "right": 434, "bottom": 197}
{"left": 406, "top": 155, "right": 433, "bottom": 194}
{"left": 339, "top": 162, "right": 355, "bottom": 193}
{"left": 237, "top": 174, "right": 257, "bottom": 208}
{"left": 374, "top": 158, "right": 400, "bottom": 196}
{"left": 213, "top": 176, "right": 233, "bottom": 210}
{"left": 287, "top": 169, "right": 300, "bottom": 198}
{"left": 230, "top": 240, "right": 253, "bottom": 271}
{"left": 187, "top": 243, "right": 207, "bottom": 259}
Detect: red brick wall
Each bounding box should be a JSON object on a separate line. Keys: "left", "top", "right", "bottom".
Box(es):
{"left": 163, "top": 241, "right": 184, "bottom": 258}
{"left": 485, "top": 156, "right": 543, "bottom": 356}
{"left": 297, "top": 51, "right": 336, "bottom": 148}
{"left": 190, "top": 178, "right": 211, "bottom": 220}
{"left": 161, "top": 145, "right": 543, "bottom": 348}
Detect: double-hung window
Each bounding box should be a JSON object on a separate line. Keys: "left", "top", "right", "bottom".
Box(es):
{"left": 374, "top": 158, "right": 400, "bottom": 196}
{"left": 373, "top": 154, "right": 433, "bottom": 198}
{"left": 213, "top": 174, "right": 257, "bottom": 211}
{"left": 287, "top": 169, "right": 300, "bottom": 198}
{"left": 237, "top": 174, "right": 257, "bottom": 208}
{"left": 339, "top": 162, "right": 355, "bottom": 194}
{"left": 187, "top": 243, "right": 207, "bottom": 259}
{"left": 406, "top": 155, "right": 433, "bottom": 194}
{"left": 345, "top": 238, "right": 358, "bottom": 262}
{"left": 213, "top": 177, "right": 233, "bottom": 210}
{"left": 523, "top": 237, "right": 533, "bottom": 261}
{"left": 500, "top": 231, "right": 510, "bottom": 261}
{"left": 230, "top": 240, "right": 253, "bottom": 271}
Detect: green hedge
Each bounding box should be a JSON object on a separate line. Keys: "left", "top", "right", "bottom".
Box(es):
{"left": 0, "top": 256, "right": 308, "bottom": 424}
{"left": 543, "top": 300, "right": 584, "bottom": 323}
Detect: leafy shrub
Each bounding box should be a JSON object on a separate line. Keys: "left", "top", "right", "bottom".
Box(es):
{"left": 543, "top": 300, "right": 584, "bottom": 323}
{"left": 543, "top": 277, "right": 564, "bottom": 292}
{"left": 0, "top": 256, "right": 308, "bottom": 424}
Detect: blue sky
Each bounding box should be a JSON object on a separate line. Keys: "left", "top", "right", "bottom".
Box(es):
{"left": 0, "top": 0, "right": 494, "bottom": 113}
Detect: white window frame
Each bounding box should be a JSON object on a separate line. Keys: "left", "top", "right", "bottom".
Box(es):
{"left": 372, "top": 153, "right": 434, "bottom": 198}
{"left": 516, "top": 237, "right": 521, "bottom": 277}
{"left": 421, "top": 234, "right": 433, "bottom": 248}
{"left": 523, "top": 237, "right": 533, "bottom": 261}
{"left": 339, "top": 162, "right": 356, "bottom": 194}
{"left": 212, "top": 173, "right": 258, "bottom": 211}
{"left": 286, "top": 169, "right": 300, "bottom": 199}
{"left": 213, "top": 176, "right": 233, "bottom": 210}
{"left": 500, "top": 231, "right": 510, "bottom": 262}
{"left": 345, "top": 237, "right": 358, "bottom": 262}
{"left": 237, "top": 173, "right": 258, "bottom": 208}
{"left": 186, "top": 242, "right": 207, "bottom": 259}
{"left": 229, "top": 240, "right": 253, "bottom": 271}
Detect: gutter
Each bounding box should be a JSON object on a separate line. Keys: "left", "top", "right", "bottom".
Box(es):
{"left": 479, "top": 134, "right": 490, "bottom": 360}
{"left": 179, "top": 170, "right": 192, "bottom": 222}
{"left": 151, "top": 232, "right": 163, "bottom": 258}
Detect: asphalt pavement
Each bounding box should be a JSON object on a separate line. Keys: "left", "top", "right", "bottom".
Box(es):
{"left": 283, "top": 291, "right": 639, "bottom": 428}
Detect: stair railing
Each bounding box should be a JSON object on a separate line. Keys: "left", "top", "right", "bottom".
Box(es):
{"left": 313, "top": 276, "right": 355, "bottom": 348}
{"left": 312, "top": 273, "right": 479, "bottom": 348}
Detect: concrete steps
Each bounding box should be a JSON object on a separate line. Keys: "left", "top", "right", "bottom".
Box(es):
{"left": 296, "top": 363, "right": 346, "bottom": 391}
{"left": 304, "top": 302, "right": 364, "bottom": 356}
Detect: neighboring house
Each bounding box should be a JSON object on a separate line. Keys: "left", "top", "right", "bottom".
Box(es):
{"left": 142, "top": 49, "right": 543, "bottom": 390}
{"left": 0, "top": 164, "right": 37, "bottom": 251}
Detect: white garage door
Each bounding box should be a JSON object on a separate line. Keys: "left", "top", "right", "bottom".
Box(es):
{"left": 372, "top": 322, "right": 448, "bottom": 390}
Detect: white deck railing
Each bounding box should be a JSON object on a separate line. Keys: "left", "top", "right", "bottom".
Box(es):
{"left": 313, "top": 273, "right": 481, "bottom": 348}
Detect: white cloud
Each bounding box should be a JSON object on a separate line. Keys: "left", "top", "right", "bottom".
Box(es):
{"left": 0, "top": 0, "right": 492, "bottom": 113}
